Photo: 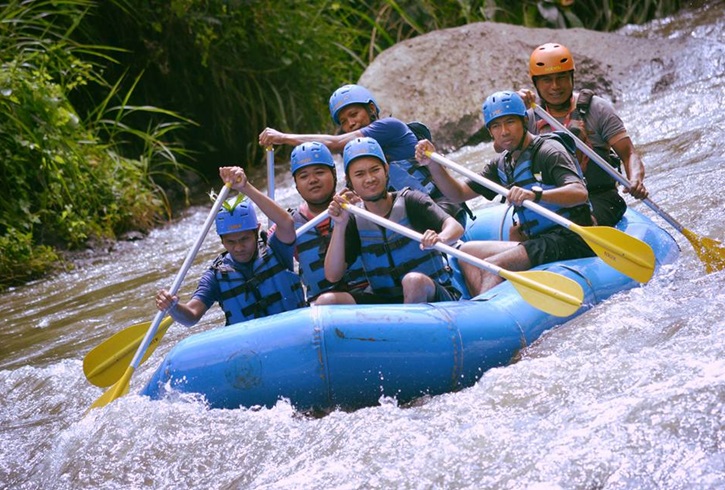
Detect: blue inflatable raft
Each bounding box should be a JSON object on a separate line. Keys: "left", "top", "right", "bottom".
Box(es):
{"left": 141, "top": 206, "right": 679, "bottom": 412}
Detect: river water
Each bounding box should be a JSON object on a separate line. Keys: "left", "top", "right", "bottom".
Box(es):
{"left": 2, "top": 5, "right": 724, "bottom": 489}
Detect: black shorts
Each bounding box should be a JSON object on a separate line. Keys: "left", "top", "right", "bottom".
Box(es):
{"left": 590, "top": 188, "right": 626, "bottom": 227}
{"left": 350, "top": 281, "right": 461, "bottom": 304}
{"left": 522, "top": 227, "right": 596, "bottom": 267}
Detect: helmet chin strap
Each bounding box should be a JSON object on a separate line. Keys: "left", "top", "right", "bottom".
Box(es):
{"left": 367, "top": 173, "right": 392, "bottom": 202}
{"left": 510, "top": 117, "right": 529, "bottom": 153}
{"left": 514, "top": 133, "right": 527, "bottom": 153}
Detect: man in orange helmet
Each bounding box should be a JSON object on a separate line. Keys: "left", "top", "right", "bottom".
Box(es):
{"left": 519, "top": 42, "right": 648, "bottom": 227}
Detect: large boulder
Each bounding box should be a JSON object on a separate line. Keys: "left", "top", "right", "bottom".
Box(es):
{"left": 358, "top": 22, "right": 686, "bottom": 150}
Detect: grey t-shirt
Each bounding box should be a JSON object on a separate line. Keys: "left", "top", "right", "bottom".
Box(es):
{"left": 527, "top": 93, "right": 626, "bottom": 151}
{"left": 527, "top": 93, "right": 628, "bottom": 190}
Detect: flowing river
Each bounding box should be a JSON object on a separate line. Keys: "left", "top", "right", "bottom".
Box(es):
{"left": 1, "top": 5, "right": 724, "bottom": 489}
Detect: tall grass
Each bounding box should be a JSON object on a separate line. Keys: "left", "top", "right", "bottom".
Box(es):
{"left": 0, "top": 0, "right": 193, "bottom": 288}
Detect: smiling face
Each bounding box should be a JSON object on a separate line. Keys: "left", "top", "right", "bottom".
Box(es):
{"left": 346, "top": 156, "right": 388, "bottom": 202}
{"left": 220, "top": 229, "right": 259, "bottom": 264}
{"left": 294, "top": 164, "right": 336, "bottom": 205}
{"left": 533, "top": 71, "right": 574, "bottom": 107}
{"left": 487, "top": 115, "right": 526, "bottom": 152}
{"left": 337, "top": 103, "right": 373, "bottom": 133}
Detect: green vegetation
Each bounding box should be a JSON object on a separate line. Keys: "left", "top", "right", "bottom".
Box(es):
{"left": 71, "top": 0, "right": 683, "bottom": 172}
{"left": 0, "top": 0, "right": 684, "bottom": 289}
{"left": 0, "top": 0, "right": 193, "bottom": 288}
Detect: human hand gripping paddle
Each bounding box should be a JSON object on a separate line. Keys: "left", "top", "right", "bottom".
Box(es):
{"left": 340, "top": 201, "right": 584, "bottom": 317}
{"left": 86, "top": 183, "right": 232, "bottom": 411}
{"left": 424, "top": 150, "right": 656, "bottom": 284}
{"left": 83, "top": 209, "right": 330, "bottom": 389}
{"left": 533, "top": 104, "right": 725, "bottom": 273}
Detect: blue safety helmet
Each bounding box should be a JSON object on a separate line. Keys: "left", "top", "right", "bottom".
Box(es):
{"left": 482, "top": 90, "right": 527, "bottom": 128}
{"left": 343, "top": 137, "right": 387, "bottom": 173}
{"left": 329, "top": 84, "right": 380, "bottom": 125}
{"left": 290, "top": 142, "right": 336, "bottom": 176}
{"left": 215, "top": 197, "right": 258, "bottom": 236}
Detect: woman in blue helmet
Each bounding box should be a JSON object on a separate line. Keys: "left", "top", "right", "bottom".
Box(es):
{"left": 321, "top": 137, "right": 464, "bottom": 305}
{"left": 155, "top": 166, "right": 305, "bottom": 326}
{"left": 258, "top": 84, "right": 467, "bottom": 226}
{"left": 287, "top": 141, "right": 367, "bottom": 304}
{"left": 415, "top": 90, "right": 594, "bottom": 297}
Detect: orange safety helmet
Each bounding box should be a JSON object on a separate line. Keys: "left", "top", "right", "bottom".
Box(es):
{"left": 529, "top": 43, "right": 575, "bottom": 77}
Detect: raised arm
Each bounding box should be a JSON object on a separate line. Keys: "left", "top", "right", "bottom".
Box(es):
{"left": 219, "top": 166, "right": 296, "bottom": 244}
{"left": 415, "top": 139, "right": 480, "bottom": 202}
{"left": 259, "top": 127, "right": 364, "bottom": 153}
{"left": 610, "top": 134, "right": 648, "bottom": 199}
{"left": 324, "top": 194, "right": 351, "bottom": 283}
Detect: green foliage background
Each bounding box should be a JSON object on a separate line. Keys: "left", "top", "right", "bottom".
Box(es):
{"left": 0, "top": 0, "right": 684, "bottom": 288}
{"left": 0, "top": 0, "right": 192, "bottom": 287}
{"left": 71, "top": 0, "right": 683, "bottom": 172}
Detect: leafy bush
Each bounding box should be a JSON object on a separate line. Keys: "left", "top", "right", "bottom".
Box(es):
{"left": 0, "top": 0, "right": 193, "bottom": 289}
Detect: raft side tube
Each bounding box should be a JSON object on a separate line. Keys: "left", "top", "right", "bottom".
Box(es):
{"left": 140, "top": 208, "right": 679, "bottom": 411}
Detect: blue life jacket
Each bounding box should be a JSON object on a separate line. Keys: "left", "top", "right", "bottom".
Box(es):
{"left": 292, "top": 208, "right": 367, "bottom": 300}
{"left": 387, "top": 158, "right": 438, "bottom": 196}
{"left": 386, "top": 121, "right": 471, "bottom": 226}
{"left": 356, "top": 190, "right": 454, "bottom": 297}
{"left": 388, "top": 158, "right": 469, "bottom": 227}
{"left": 213, "top": 247, "right": 305, "bottom": 325}
{"left": 497, "top": 133, "right": 592, "bottom": 238}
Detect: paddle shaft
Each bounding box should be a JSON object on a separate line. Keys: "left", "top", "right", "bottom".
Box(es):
{"left": 296, "top": 209, "right": 330, "bottom": 237}
{"left": 532, "top": 104, "right": 687, "bottom": 233}
{"left": 127, "top": 183, "right": 231, "bottom": 372}
{"left": 266, "top": 146, "right": 275, "bottom": 200}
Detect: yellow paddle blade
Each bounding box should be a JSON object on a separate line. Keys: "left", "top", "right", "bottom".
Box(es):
{"left": 682, "top": 228, "right": 725, "bottom": 273}
{"left": 500, "top": 270, "right": 584, "bottom": 317}
{"left": 83, "top": 316, "right": 173, "bottom": 387}
{"left": 88, "top": 366, "right": 134, "bottom": 412}
{"left": 572, "top": 225, "right": 656, "bottom": 283}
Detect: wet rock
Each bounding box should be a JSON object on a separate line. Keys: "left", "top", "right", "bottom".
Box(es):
{"left": 119, "top": 230, "right": 147, "bottom": 242}
{"left": 358, "top": 22, "right": 690, "bottom": 150}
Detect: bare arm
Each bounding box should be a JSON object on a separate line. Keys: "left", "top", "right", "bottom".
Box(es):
{"left": 324, "top": 195, "right": 350, "bottom": 283}
{"left": 415, "top": 140, "right": 480, "bottom": 202}
{"left": 219, "top": 166, "right": 296, "bottom": 244}
{"left": 610, "top": 134, "right": 648, "bottom": 199}
{"left": 259, "top": 127, "right": 364, "bottom": 153}
{"left": 438, "top": 216, "right": 464, "bottom": 243}
{"left": 419, "top": 216, "right": 465, "bottom": 249}
{"left": 507, "top": 182, "right": 589, "bottom": 207}
{"left": 156, "top": 290, "right": 208, "bottom": 327}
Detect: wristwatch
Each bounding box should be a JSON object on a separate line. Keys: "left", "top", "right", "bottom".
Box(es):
{"left": 532, "top": 185, "right": 543, "bottom": 203}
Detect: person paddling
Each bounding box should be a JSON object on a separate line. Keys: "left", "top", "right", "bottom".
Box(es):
{"left": 258, "top": 84, "right": 467, "bottom": 226}
{"left": 155, "top": 166, "right": 305, "bottom": 326}
{"left": 287, "top": 141, "right": 367, "bottom": 305}
{"left": 320, "top": 137, "right": 463, "bottom": 305}
{"left": 416, "top": 91, "right": 595, "bottom": 296}
{"left": 519, "top": 42, "right": 648, "bottom": 226}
